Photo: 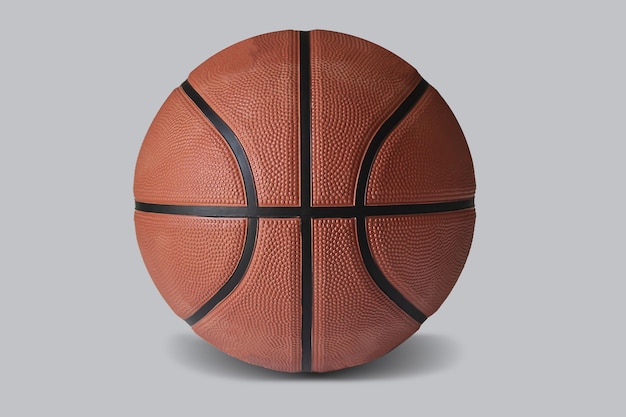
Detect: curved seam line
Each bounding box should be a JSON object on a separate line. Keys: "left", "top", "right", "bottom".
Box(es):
{"left": 355, "top": 78, "right": 430, "bottom": 207}
{"left": 179, "top": 80, "right": 259, "bottom": 325}
{"left": 184, "top": 218, "right": 258, "bottom": 326}
{"left": 356, "top": 217, "right": 427, "bottom": 323}
{"left": 181, "top": 80, "right": 258, "bottom": 208}
{"left": 354, "top": 78, "right": 431, "bottom": 323}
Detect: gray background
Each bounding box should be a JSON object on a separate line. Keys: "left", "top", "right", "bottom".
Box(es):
{"left": 1, "top": 0, "right": 624, "bottom": 415}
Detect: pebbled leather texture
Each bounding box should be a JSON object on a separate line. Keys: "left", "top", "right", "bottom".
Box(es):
{"left": 310, "top": 30, "right": 421, "bottom": 207}
{"left": 366, "top": 87, "right": 475, "bottom": 205}
{"left": 134, "top": 29, "right": 476, "bottom": 373}
{"left": 191, "top": 218, "right": 302, "bottom": 373}
{"left": 134, "top": 88, "right": 245, "bottom": 206}
{"left": 366, "top": 210, "right": 476, "bottom": 316}
{"left": 312, "top": 218, "right": 420, "bottom": 372}
{"left": 134, "top": 211, "right": 246, "bottom": 319}
{"left": 188, "top": 31, "right": 300, "bottom": 207}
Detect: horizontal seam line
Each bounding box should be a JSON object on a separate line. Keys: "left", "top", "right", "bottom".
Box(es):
{"left": 134, "top": 199, "right": 475, "bottom": 218}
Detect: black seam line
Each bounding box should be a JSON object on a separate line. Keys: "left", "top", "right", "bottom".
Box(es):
{"left": 299, "top": 30, "right": 313, "bottom": 374}
{"left": 180, "top": 80, "right": 258, "bottom": 208}
{"left": 356, "top": 217, "right": 427, "bottom": 323}
{"left": 135, "top": 199, "right": 475, "bottom": 218}
{"left": 356, "top": 78, "right": 430, "bottom": 207}
{"left": 184, "top": 218, "right": 258, "bottom": 326}
{"left": 179, "top": 80, "right": 258, "bottom": 326}
{"left": 354, "top": 77, "right": 431, "bottom": 324}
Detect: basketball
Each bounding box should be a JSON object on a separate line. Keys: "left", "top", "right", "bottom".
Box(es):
{"left": 134, "top": 30, "right": 475, "bottom": 373}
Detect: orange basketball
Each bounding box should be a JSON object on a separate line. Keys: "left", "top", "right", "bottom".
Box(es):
{"left": 134, "top": 30, "right": 475, "bottom": 373}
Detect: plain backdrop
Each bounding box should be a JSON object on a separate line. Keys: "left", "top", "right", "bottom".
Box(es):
{"left": 1, "top": 1, "right": 624, "bottom": 415}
